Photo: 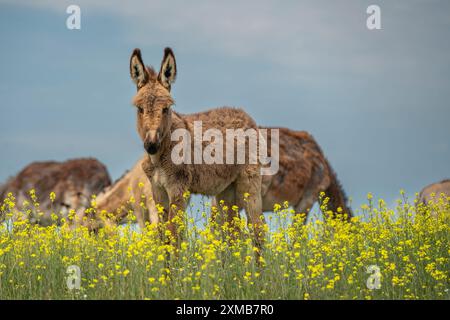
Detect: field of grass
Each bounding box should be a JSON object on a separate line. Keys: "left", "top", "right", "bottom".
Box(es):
{"left": 0, "top": 191, "right": 448, "bottom": 300}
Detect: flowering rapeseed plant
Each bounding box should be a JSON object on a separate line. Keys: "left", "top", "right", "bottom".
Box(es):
{"left": 0, "top": 190, "right": 448, "bottom": 299}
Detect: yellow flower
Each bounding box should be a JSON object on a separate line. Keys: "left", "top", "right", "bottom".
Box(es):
{"left": 326, "top": 280, "right": 335, "bottom": 289}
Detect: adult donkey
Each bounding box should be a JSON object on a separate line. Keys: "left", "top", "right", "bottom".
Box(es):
{"left": 81, "top": 157, "right": 157, "bottom": 230}
{"left": 0, "top": 158, "right": 111, "bottom": 226}
{"left": 418, "top": 179, "right": 450, "bottom": 216}
{"left": 229, "top": 127, "right": 351, "bottom": 219}
{"left": 129, "top": 48, "right": 264, "bottom": 246}
{"left": 419, "top": 179, "right": 450, "bottom": 203}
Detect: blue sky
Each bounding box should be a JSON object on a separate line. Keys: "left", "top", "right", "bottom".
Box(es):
{"left": 1, "top": 0, "right": 449, "bottom": 209}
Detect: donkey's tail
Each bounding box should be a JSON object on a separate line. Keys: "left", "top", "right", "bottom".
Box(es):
{"left": 323, "top": 159, "right": 353, "bottom": 219}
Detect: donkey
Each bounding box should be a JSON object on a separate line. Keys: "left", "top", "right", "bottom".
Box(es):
{"left": 212, "top": 127, "right": 351, "bottom": 224}
{"left": 129, "top": 47, "right": 264, "bottom": 246}
{"left": 85, "top": 128, "right": 351, "bottom": 229}
{"left": 0, "top": 158, "right": 111, "bottom": 226}
{"left": 79, "top": 157, "right": 158, "bottom": 230}
{"left": 239, "top": 127, "right": 350, "bottom": 218}
{"left": 418, "top": 179, "right": 450, "bottom": 215}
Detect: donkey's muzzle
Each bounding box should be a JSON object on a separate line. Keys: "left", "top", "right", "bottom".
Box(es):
{"left": 144, "top": 141, "right": 160, "bottom": 155}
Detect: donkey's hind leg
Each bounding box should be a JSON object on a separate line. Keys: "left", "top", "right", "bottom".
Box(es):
{"left": 214, "top": 183, "right": 241, "bottom": 236}
{"left": 294, "top": 173, "right": 321, "bottom": 223}
{"left": 295, "top": 163, "right": 331, "bottom": 223}
{"left": 235, "top": 171, "right": 265, "bottom": 253}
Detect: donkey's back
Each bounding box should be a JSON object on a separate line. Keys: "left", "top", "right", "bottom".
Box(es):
{"left": 177, "top": 107, "right": 260, "bottom": 195}
{"left": 419, "top": 179, "right": 450, "bottom": 205}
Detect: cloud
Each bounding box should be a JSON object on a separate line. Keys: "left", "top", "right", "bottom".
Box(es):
{"left": 6, "top": 0, "right": 449, "bottom": 78}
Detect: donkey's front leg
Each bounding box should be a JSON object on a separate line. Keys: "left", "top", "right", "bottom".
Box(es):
{"left": 141, "top": 158, "right": 169, "bottom": 227}
{"left": 166, "top": 188, "right": 188, "bottom": 245}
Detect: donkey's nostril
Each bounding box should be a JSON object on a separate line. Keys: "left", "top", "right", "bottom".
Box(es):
{"left": 144, "top": 141, "right": 159, "bottom": 154}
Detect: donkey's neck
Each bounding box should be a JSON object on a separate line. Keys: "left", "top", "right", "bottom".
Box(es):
{"left": 149, "top": 111, "right": 187, "bottom": 164}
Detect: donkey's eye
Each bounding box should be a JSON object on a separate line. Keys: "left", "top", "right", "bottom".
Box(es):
{"left": 137, "top": 106, "right": 143, "bottom": 114}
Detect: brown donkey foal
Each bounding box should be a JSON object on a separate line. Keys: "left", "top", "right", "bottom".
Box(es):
{"left": 129, "top": 48, "right": 264, "bottom": 248}
{"left": 83, "top": 128, "right": 352, "bottom": 230}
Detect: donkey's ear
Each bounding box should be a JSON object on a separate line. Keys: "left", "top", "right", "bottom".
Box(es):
{"left": 158, "top": 47, "right": 177, "bottom": 90}
{"left": 130, "top": 48, "right": 149, "bottom": 88}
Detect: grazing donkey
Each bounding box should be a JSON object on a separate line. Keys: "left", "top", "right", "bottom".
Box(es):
{"left": 418, "top": 179, "right": 450, "bottom": 215}
{"left": 260, "top": 127, "right": 351, "bottom": 217}
{"left": 129, "top": 48, "right": 264, "bottom": 246}
{"left": 80, "top": 157, "right": 158, "bottom": 230}
{"left": 86, "top": 128, "right": 350, "bottom": 229}
{"left": 0, "top": 158, "right": 111, "bottom": 226}
{"left": 213, "top": 127, "right": 351, "bottom": 223}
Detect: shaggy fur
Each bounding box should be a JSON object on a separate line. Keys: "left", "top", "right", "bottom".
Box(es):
{"left": 89, "top": 127, "right": 351, "bottom": 228}
{"left": 0, "top": 158, "right": 111, "bottom": 226}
